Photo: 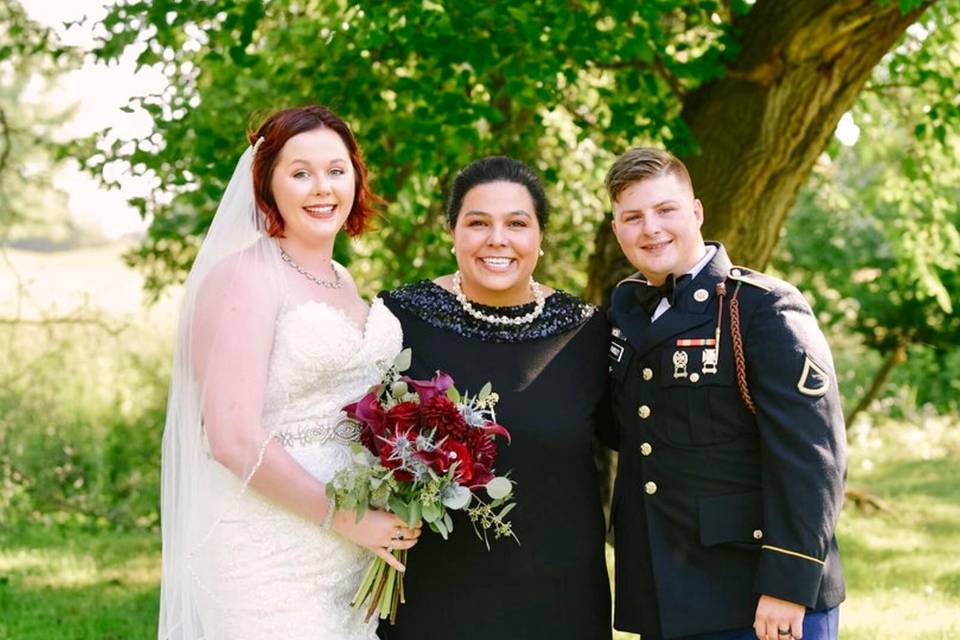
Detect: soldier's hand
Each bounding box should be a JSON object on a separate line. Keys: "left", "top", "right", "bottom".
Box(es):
{"left": 754, "top": 594, "right": 805, "bottom": 640}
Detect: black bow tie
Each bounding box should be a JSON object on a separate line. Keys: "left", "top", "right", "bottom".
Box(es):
{"left": 635, "top": 273, "right": 692, "bottom": 316}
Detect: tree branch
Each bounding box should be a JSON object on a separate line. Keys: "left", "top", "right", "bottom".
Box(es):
{"left": 587, "top": 0, "right": 936, "bottom": 306}
{"left": 844, "top": 342, "right": 909, "bottom": 428}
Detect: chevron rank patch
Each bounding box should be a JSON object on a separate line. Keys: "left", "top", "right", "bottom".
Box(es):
{"left": 797, "top": 356, "right": 830, "bottom": 397}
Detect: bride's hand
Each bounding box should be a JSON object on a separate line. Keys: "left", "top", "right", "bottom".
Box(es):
{"left": 331, "top": 509, "right": 422, "bottom": 572}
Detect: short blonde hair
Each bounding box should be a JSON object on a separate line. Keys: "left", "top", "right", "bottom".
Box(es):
{"left": 605, "top": 147, "right": 693, "bottom": 203}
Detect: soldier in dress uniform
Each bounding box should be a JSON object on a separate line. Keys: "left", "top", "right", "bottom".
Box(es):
{"left": 603, "top": 148, "right": 846, "bottom": 640}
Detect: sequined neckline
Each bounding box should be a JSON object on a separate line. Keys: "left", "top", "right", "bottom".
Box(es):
{"left": 381, "top": 280, "right": 596, "bottom": 343}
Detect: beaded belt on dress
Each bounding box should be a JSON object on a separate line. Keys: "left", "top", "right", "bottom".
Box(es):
{"left": 273, "top": 415, "right": 362, "bottom": 449}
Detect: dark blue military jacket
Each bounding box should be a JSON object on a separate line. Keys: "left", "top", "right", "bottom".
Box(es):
{"left": 607, "top": 243, "right": 846, "bottom": 639}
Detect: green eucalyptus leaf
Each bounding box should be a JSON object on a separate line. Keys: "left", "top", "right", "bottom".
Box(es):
{"left": 394, "top": 348, "right": 412, "bottom": 372}
{"left": 485, "top": 477, "right": 513, "bottom": 500}
{"left": 441, "top": 484, "right": 472, "bottom": 510}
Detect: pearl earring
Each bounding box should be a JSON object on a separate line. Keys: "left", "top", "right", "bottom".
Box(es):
{"left": 538, "top": 248, "right": 544, "bottom": 257}
{"left": 450, "top": 246, "right": 456, "bottom": 255}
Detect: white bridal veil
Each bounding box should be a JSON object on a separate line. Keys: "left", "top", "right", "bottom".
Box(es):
{"left": 158, "top": 143, "right": 291, "bottom": 639}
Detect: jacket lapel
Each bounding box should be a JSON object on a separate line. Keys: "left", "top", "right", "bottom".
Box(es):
{"left": 611, "top": 243, "right": 733, "bottom": 359}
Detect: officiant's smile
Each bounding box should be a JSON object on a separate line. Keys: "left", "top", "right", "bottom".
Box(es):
{"left": 449, "top": 180, "right": 545, "bottom": 307}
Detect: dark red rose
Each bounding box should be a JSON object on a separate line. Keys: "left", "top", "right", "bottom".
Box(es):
{"left": 467, "top": 428, "right": 497, "bottom": 470}
{"left": 442, "top": 440, "right": 473, "bottom": 484}
{"left": 414, "top": 438, "right": 474, "bottom": 483}
{"left": 465, "top": 422, "right": 511, "bottom": 488}
{"left": 402, "top": 371, "right": 454, "bottom": 404}
{"left": 422, "top": 395, "right": 468, "bottom": 440}
{"left": 413, "top": 447, "right": 448, "bottom": 475}
{"left": 385, "top": 401, "right": 420, "bottom": 434}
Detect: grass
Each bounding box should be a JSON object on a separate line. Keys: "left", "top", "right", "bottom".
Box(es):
{"left": 0, "top": 527, "right": 159, "bottom": 639}
{"left": 2, "top": 245, "right": 958, "bottom": 638}
{"left": 1, "top": 421, "right": 956, "bottom": 639}
{"left": 832, "top": 416, "right": 960, "bottom": 639}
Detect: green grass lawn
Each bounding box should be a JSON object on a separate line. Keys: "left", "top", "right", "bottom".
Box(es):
{"left": 835, "top": 455, "right": 960, "bottom": 639}
{"left": 2, "top": 423, "right": 958, "bottom": 639}
{"left": 0, "top": 528, "right": 159, "bottom": 640}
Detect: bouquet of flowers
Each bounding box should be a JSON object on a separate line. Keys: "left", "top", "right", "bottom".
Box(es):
{"left": 327, "top": 349, "right": 517, "bottom": 624}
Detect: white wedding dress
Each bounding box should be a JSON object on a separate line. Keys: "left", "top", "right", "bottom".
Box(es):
{"left": 189, "top": 297, "right": 402, "bottom": 639}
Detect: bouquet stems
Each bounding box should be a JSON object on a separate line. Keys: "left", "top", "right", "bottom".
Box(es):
{"left": 351, "top": 549, "right": 407, "bottom": 624}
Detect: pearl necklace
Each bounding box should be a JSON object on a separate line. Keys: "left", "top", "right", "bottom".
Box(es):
{"left": 280, "top": 250, "right": 343, "bottom": 289}
{"left": 451, "top": 271, "right": 545, "bottom": 326}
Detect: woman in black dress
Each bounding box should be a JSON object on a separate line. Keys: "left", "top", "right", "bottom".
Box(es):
{"left": 378, "top": 157, "right": 612, "bottom": 640}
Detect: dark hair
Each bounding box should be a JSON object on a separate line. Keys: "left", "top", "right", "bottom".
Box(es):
{"left": 604, "top": 147, "right": 693, "bottom": 204}
{"left": 248, "top": 105, "right": 378, "bottom": 237}
{"left": 445, "top": 156, "right": 549, "bottom": 229}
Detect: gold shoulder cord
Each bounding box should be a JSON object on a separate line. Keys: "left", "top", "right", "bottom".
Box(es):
{"left": 728, "top": 281, "right": 757, "bottom": 415}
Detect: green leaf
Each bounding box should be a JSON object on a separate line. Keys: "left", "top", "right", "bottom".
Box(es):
{"left": 485, "top": 477, "right": 513, "bottom": 500}
{"left": 477, "top": 382, "right": 492, "bottom": 401}
{"left": 407, "top": 500, "right": 423, "bottom": 527}
{"left": 445, "top": 386, "right": 461, "bottom": 403}
{"left": 441, "top": 484, "right": 472, "bottom": 510}
{"left": 388, "top": 496, "right": 410, "bottom": 523}
{"left": 422, "top": 500, "right": 442, "bottom": 523}
{"left": 394, "top": 348, "right": 412, "bottom": 372}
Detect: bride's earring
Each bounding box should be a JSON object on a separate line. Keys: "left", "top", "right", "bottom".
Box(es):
{"left": 538, "top": 248, "right": 544, "bottom": 257}
{"left": 450, "top": 246, "right": 456, "bottom": 255}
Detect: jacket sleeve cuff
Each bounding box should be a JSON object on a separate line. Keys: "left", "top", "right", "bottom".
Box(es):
{"left": 753, "top": 545, "right": 825, "bottom": 608}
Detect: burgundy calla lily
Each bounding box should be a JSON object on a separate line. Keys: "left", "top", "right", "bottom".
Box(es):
{"left": 402, "top": 370, "right": 454, "bottom": 404}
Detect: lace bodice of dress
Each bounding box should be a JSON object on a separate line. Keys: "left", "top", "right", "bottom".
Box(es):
{"left": 192, "top": 297, "right": 403, "bottom": 640}
{"left": 262, "top": 296, "right": 403, "bottom": 429}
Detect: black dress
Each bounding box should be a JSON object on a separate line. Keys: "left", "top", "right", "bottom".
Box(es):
{"left": 378, "top": 281, "right": 612, "bottom": 640}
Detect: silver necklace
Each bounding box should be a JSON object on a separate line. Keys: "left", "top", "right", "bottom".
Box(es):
{"left": 280, "top": 250, "right": 343, "bottom": 289}
{"left": 452, "top": 270, "right": 545, "bottom": 326}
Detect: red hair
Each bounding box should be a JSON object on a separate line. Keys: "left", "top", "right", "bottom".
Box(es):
{"left": 247, "top": 105, "right": 378, "bottom": 237}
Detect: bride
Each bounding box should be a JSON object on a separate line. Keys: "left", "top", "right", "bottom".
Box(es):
{"left": 158, "top": 105, "right": 421, "bottom": 640}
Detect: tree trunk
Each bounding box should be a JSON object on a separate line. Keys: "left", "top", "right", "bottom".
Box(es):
{"left": 585, "top": 0, "right": 934, "bottom": 304}
{"left": 845, "top": 342, "right": 909, "bottom": 428}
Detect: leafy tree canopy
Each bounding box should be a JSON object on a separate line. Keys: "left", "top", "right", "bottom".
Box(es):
{"left": 774, "top": 6, "right": 960, "bottom": 412}
{"left": 79, "top": 0, "right": 756, "bottom": 295}
{"left": 0, "top": 0, "right": 78, "bottom": 240}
